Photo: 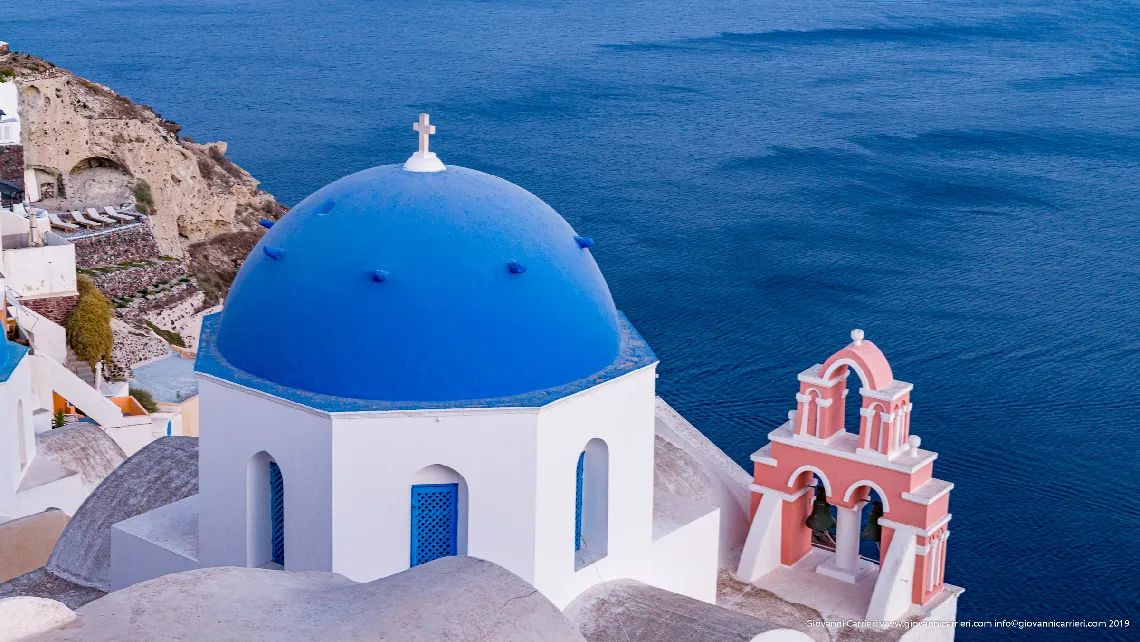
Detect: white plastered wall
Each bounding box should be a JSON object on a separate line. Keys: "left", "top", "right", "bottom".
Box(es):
{"left": 1, "top": 244, "right": 77, "bottom": 299}
{"left": 330, "top": 408, "right": 540, "bottom": 583}
{"left": 196, "top": 377, "right": 333, "bottom": 571}
{"left": 0, "top": 356, "right": 85, "bottom": 518}
{"left": 532, "top": 365, "right": 658, "bottom": 609}
{"left": 0, "top": 356, "right": 38, "bottom": 511}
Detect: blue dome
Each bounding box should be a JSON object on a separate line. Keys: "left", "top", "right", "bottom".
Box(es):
{"left": 0, "top": 336, "right": 28, "bottom": 383}
{"left": 212, "top": 164, "right": 623, "bottom": 403}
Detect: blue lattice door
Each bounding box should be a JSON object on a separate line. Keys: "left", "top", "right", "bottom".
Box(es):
{"left": 410, "top": 483, "right": 458, "bottom": 567}
{"left": 575, "top": 452, "right": 585, "bottom": 551}
{"left": 269, "top": 461, "right": 284, "bottom": 565}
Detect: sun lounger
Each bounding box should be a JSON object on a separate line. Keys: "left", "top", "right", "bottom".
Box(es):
{"left": 47, "top": 211, "right": 79, "bottom": 231}
{"left": 104, "top": 206, "right": 135, "bottom": 222}
{"left": 86, "top": 207, "right": 117, "bottom": 225}
{"left": 70, "top": 210, "right": 101, "bottom": 228}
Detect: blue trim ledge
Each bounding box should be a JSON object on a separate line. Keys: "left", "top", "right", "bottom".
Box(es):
{"left": 0, "top": 341, "right": 29, "bottom": 383}
{"left": 194, "top": 311, "right": 657, "bottom": 413}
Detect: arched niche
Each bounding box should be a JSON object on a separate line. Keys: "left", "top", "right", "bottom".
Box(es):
{"left": 67, "top": 156, "right": 133, "bottom": 205}
{"left": 246, "top": 451, "right": 283, "bottom": 568}
{"left": 575, "top": 438, "right": 609, "bottom": 569}
{"left": 410, "top": 464, "right": 469, "bottom": 559}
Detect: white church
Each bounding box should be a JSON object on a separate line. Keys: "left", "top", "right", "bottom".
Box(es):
{"left": 110, "top": 115, "right": 720, "bottom": 609}
{"left": 1, "top": 116, "right": 959, "bottom": 640}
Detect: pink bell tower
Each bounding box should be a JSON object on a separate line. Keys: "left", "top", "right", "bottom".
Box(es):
{"left": 736, "top": 330, "right": 956, "bottom": 624}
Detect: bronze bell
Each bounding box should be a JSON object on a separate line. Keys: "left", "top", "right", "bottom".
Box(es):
{"left": 805, "top": 485, "right": 836, "bottom": 532}
{"left": 862, "top": 500, "right": 883, "bottom": 543}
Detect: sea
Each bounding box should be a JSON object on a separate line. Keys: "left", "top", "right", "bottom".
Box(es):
{"left": 5, "top": 0, "right": 1139, "bottom": 638}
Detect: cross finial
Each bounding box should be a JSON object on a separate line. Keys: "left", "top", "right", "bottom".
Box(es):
{"left": 413, "top": 113, "right": 436, "bottom": 154}
{"left": 404, "top": 113, "right": 446, "bottom": 173}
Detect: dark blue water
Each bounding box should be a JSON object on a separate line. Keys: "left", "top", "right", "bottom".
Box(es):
{"left": 6, "top": 0, "right": 1140, "bottom": 637}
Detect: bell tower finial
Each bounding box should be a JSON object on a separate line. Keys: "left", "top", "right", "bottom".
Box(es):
{"left": 851, "top": 329, "right": 864, "bottom": 346}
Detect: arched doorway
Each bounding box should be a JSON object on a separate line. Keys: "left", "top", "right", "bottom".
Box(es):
{"left": 247, "top": 451, "right": 284, "bottom": 568}
{"left": 409, "top": 464, "right": 468, "bottom": 567}
{"left": 575, "top": 438, "right": 609, "bottom": 569}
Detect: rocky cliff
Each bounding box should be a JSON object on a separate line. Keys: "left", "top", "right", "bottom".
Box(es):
{"left": 2, "top": 50, "right": 283, "bottom": 257}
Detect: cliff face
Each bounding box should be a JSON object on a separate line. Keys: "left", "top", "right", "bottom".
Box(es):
{"left": 2, "top": 51, "right": 283, "bottom": 257}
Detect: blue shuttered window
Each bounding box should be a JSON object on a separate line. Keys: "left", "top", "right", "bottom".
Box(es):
{"left": 410, "top": 483, "right": 458, "bottom": 567}
{"left": 575, "top": 452, "right": 585, "bottom": 551}
{"left": 269, "top": 461, "right": 285, "bottom": 565}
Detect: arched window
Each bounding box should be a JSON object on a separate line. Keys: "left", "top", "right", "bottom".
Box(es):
{"left": 247, "top": 452, "right": 284, "bottom": 568}
{"left": 574, "top": 439, "right": 609, "bottom": 569}
{"left": 409, "top": 465, "right": 468, "bottom": 567}
{"left": 269, "top": 462, "right": 284, "bottom": 565}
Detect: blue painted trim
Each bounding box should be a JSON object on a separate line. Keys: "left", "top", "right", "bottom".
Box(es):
{"left": 0, "top": 340, "right": 28, "bottom": 383}
{"left": 372, "top": 269, "right": 390, "bottom": 282}
{"left": 573, "top": 236, "right": 594, "bottom": 249}
{"left": 269, "top": 462, "right": 284, "bottom": 565}
{"left": 259, "top": 218, "right": 275, "bottom": 229}
{"left": 410, "top": 483, "right": 458, "bottom": 567}
{"left": 507, "top": 260, "right": 526, "bottom": 274}
{"left": 575, "top": 452, "right": 584, "bottom": 551}
{"left": 195, "top": 311, "right": 657, "bottom": 412}
{"left": 263, "top": 246, "right": 285, "bottom": 259}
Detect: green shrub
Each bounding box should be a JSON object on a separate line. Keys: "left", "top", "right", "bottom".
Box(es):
{"left": 129, "top": 387, "right": 160, "bottom": 413}
{"left": 145, "top": 320, "right": 186, "bottom": 348}
{"left": 0, "top": 70, "right": 14, "bottom": 83}
{"left": 52, "top": 409, "right": 67, "bottom": 429}
{"left": 133, "top": 179, "right": 154, "bottom": 215}
{"left": 66, "top": 276, "right": 113, "bottom": 370}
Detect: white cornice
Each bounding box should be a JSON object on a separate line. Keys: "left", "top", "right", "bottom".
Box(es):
{"left": 880, "top": 513, "right": 951, "bottom": 538}
{"left": 768, "top": 422, "right": 937, "bottom": 474}
{"left": 749, "top": 483, "right": 814, "bottom": 502}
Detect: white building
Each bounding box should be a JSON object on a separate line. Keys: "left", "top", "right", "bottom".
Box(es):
{"left": 0, "top": 80, "right": 19, "bottom": 146}
{"left": 112, "top": 116, "right": 726, "bottom": 608}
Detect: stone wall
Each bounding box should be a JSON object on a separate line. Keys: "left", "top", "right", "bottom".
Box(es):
{"left": 23, "top": 294, "right": 78, "bottom": 325}
{"left": 90, "top": 259, "right": 187, "bottom": 298}
{"left": 73, "top": 224, "right": 163, "bottom": 268}
{"left": 0, "top": 144, "right": 25, "bottom": 205}
{"left": 0, "top": 144, "right": 23, "bottom": 184}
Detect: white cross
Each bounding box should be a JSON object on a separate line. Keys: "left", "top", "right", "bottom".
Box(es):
{"left": 413, "top": 113, "right": 436, "bottom": 154}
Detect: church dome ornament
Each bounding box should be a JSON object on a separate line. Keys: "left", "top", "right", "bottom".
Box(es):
{"left": 404, "top": 113, "right": 446, "bottom": 173}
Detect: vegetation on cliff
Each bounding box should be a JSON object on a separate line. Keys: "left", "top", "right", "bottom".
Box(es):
{"left": 144, "top": 319, "right": 185, "bottom": 348}
{"left": 188, "top": 230, "right": 263, "bottom": 306}
{"left": 66, "top": 276, "right": 114, "bottom": 370}
{"left": 133, "top": 179, "right": 154, "bottom": 216}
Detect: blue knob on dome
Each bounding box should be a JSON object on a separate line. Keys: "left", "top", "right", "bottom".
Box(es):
{"left": 573, "top": 235, "right": 594, "bottom": 249}
{"left": 507, "top": 260, "right": 527, "bottom": 274}
{"left": 259, "top": 218, "right": 275, "bottom": 229}
{"left": 372, "top": 269, "right": 390, "bottom": 282}
{"left": 263, "top": 246, "right": 286, "bottom": 260}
